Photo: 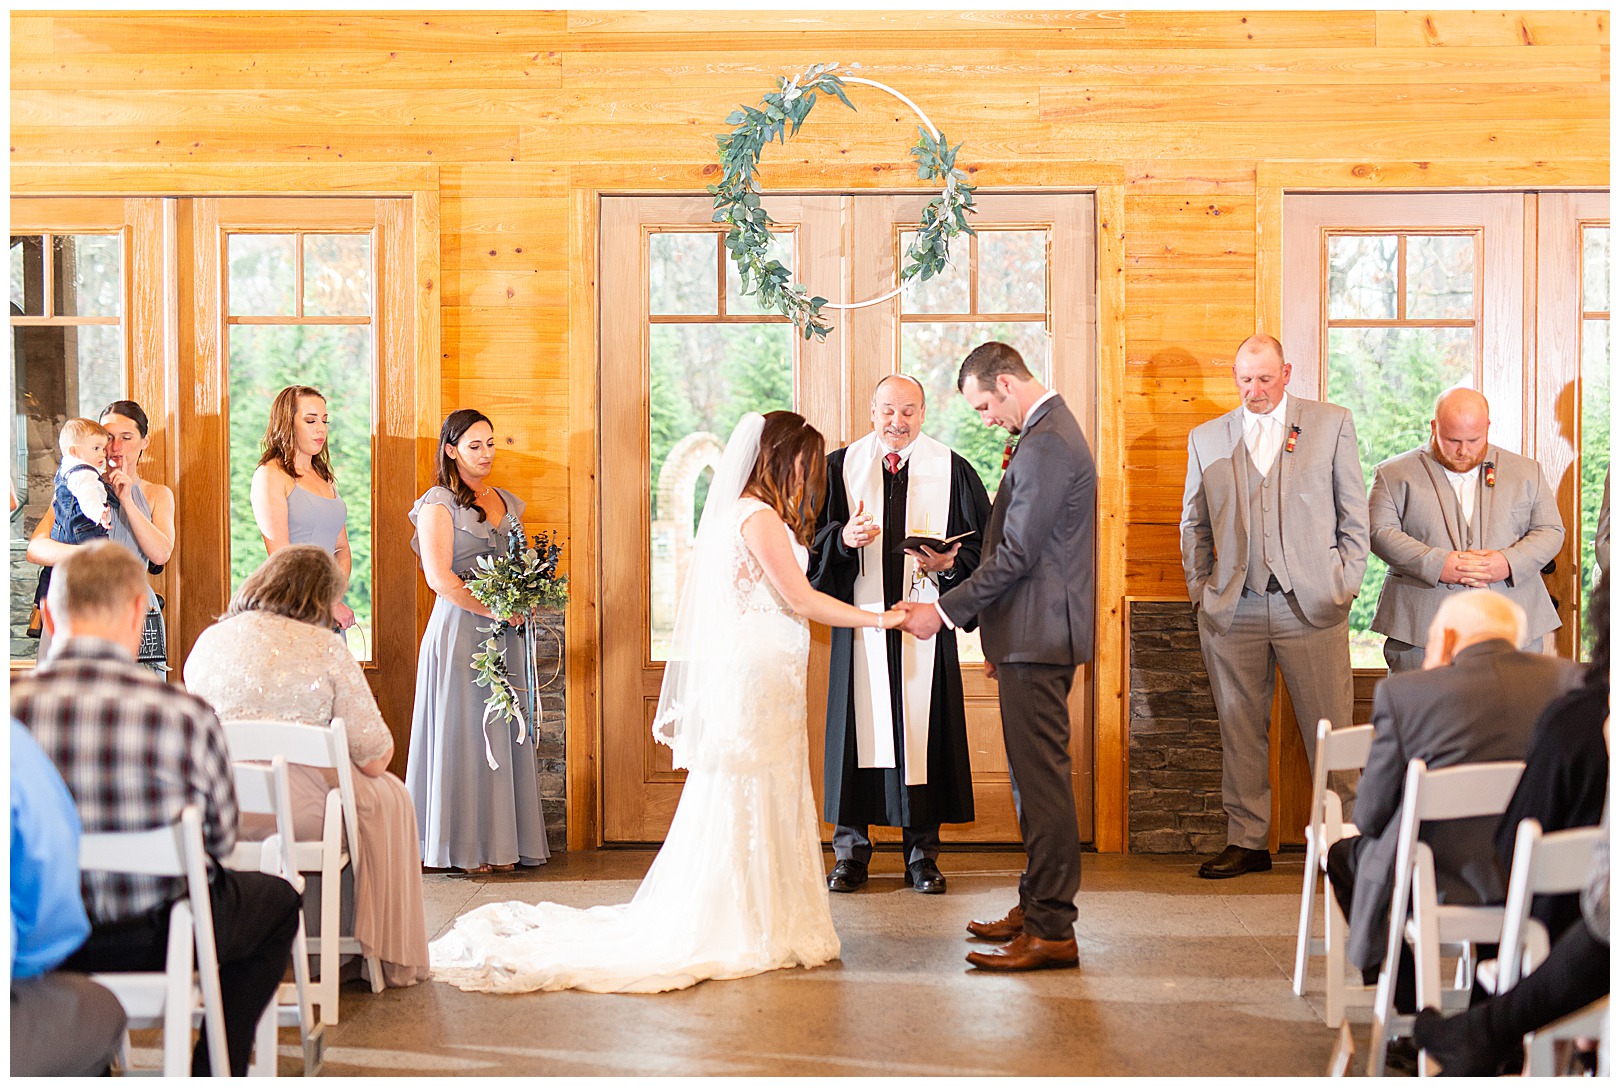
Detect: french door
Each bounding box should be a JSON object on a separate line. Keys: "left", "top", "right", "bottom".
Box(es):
{"left": 599, "top": 192, "right": 1097, "bottom": 845}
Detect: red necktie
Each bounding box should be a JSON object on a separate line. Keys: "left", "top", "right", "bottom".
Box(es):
{"left": 884, "top": 452, "right": 901, "bottom": 475}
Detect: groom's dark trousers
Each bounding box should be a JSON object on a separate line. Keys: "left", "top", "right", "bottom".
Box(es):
{"left": 939, "top": 391, "right": 1095, "bottom": 942}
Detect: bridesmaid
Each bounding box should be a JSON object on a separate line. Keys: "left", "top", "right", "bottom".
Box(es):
{"left": 28, "top": 399, "right": 175, "bottom": 664}
{"left": 250, "top": 385, "right": 356, "bottom": 632}
{"left": 406, "top": 409, "right": 550, "bottom": 874}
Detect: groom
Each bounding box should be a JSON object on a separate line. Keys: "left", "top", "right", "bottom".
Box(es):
{"left": 898, "top": 341, "right": 1096, "bottom": 972}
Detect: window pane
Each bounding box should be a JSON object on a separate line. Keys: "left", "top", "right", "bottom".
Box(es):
{"left": 1327, "top": 235, "right": 1398, "bottom": 320}
{"left": 1327, "top": 325, "right": 1474, "bottom": 667}
{"left": 303, "top": 234, "right": 372, "bottom": 317}
{"left": 9, "top": 324, "right": 126, "bottom": 662}
{"left": 649, "top": 233, "right": 718, "bottom": 316}
{"left": 1405, "top": 235, "right": 1474, "bottom": 320}
{"left": 649, "top": 323, "right": 793, "bottom": 659}
{"left": 1584, "top": 227, "right": 1610, "bottom": 314}
{"left": 53, "top": 234, "right": 121, "bottom": 318}
{"left": 900, "top": 230, "right": 969, "bottom": 314}
{"left": 228, "top": 325, "right": 373, "bottom": 660}
{"left": 724, "top": 231, "right": 792, "bottom": 317}
{"left": 228, "top": 234, "right": 296, "bottom": 317}
{"left": 1580, "top": 318, "right": 1610, "bottom": 660}
{"left": 11, "top": 236, "right": 43, "bottom": 316}
{"left": 979, "top": 230, "right": 1047, "bottom": 313}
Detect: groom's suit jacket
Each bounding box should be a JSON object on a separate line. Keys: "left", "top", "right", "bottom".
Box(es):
{"left": 1179, "top": 396, "right": 1369, "bottom": 635}
{"left": 1368, "top": 445, "right": 1564, "bottom": 647}
{"left": 938, "top": 394, "right": 1095, "bottom": 666}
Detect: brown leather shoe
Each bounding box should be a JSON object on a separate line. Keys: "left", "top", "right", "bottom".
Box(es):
{"left": 965, "top": 904, "right": 1025, "bottom": 941}
{"left": 966, "top": 932, "right": 1079, "bottom": 972}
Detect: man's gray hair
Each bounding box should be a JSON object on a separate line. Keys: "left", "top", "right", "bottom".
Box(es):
{"left": 872, "top": 372, "right": 926, "bottom": 405}
{"left": 1430, "top": 589, "right": 1527, "bottom": 649}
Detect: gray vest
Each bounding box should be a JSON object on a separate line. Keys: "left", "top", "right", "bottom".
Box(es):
{"left": 1243, "top": 442, "right": 1293, "bottom": 595}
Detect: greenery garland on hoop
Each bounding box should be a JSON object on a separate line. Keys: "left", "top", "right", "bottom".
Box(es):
{"left": 710, "top": 62, "right": 976, "bottom": 340}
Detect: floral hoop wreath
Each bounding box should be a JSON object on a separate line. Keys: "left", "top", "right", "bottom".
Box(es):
{"left": 710, "top": 62, "right": 977, "bottom": 341}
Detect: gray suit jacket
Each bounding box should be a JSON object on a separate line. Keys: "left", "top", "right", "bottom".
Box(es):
{"left": 1179, "top": 397, "right": 1369, "bottom": 634}
{"left": 1344, "top": 640, "right": 1581, "bottom": 969}
{"left": 1368, "top": 445, "right": 1564, "bottom": 646}
{"left": 938, "top": 395, "right": 1095, "bottom": 666}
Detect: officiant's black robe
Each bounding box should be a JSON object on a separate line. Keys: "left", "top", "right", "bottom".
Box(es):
{"left": 809, "top": 445, "right": 991, "bottom": 829}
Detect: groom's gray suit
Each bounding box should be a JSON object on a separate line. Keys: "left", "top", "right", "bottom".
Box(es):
{"left": 938, "top": 393, "right": 1094, "bottom": 942}
{"left": 1180, "top": 395, "right": 1369, "bottom": 850}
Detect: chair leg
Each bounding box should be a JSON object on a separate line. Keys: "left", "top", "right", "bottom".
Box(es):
{"left": 1324, "top": 880, "right": 1348, "bottom": 1027}
{"left": 1294, "top": 833, "right": 1319, "bottom": 997}
{"left": 319, "top": 865, "right": 340, "bottom": 1026}
{"left": 249, "top": 998, "right": 278, "bottom": 1076}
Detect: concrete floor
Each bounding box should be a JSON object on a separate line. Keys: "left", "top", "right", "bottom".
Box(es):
{"left": 150, "top": 850, "right": 1364, "bottom": 1076}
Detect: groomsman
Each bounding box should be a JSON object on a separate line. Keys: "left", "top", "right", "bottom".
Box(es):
{"left": 899, "top": 342, "right": 1095, "bottom": 972}
{"left": 1368, "top": 387, "right": 1564, "bottom": 672}
{"left": 810, "top": 375, "right": 991, "bottom": 895}
{"left": 1179, "top": 334, "right": 1368, "bottom": 879}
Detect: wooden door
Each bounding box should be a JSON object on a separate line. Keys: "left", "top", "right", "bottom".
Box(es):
{"left": 176, "top": 197, "right": 421, "bottom": 769}
{"left": 600, "top": 192, "right": 1097, "bottom": 845}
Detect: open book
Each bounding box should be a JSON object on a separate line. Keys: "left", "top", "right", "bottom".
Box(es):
{"left": 891, "top": 530, "right": 976, "bottom": 555}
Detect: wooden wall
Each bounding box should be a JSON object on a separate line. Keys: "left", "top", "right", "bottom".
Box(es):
{"left": 13, "top": 9, "right": 1608, "bottom": 848}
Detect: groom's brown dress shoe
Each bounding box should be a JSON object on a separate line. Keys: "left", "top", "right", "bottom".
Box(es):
{"left": 965, "top": 904, "right": 1024, "bottom": 941}
{"left": 965, "top": 933, "right": 1079, "bottom": 972}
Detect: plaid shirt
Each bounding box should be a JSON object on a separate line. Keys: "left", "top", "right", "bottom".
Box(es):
{"left": 11, "top": 637, "right": 238, "bottom": 924}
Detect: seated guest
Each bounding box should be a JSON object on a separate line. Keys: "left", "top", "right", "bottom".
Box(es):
{"left": 1416, "top": 795, "right": 1610, "bottom": 1075}
{"left": 184, "top": 545, "right": 430, "bottom": 988}
{"left": 12, "top": 542, "right": 300, "bottom": 1077}
{"left": 1494, "top": 571, "right": 1609, "bottom": 941}
{"left": 1326, "top": 590, "right": 1581, "bottom": 1061}
{"left": 10, "top": 717, "right": 126, "bottom": 1077}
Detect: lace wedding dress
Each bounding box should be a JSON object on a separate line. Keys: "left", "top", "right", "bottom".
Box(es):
{"left": 431, "top": 419, "right": 840, "bottom": 994}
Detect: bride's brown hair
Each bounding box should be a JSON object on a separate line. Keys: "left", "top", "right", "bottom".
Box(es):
{"left": 744, "top": 411, "right": 826, "bottom": 546}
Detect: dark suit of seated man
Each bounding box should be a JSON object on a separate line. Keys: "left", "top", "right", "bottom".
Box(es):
{"left": 1326, "top": 588, "right": 1581, "bottom": 1047}
{"left": 11, "top": 542, "right": 301, "bottom": 1077}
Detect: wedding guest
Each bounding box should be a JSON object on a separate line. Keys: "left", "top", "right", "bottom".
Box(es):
{"left": 406, "top": 409, "right": 550, "bottom": 874}
{"left": 250, "top": 385, "right": 357, "bottom": 631}
{"left": 1368, "top": 387, "right": 1564, "bottom": 672}
{"left": 185, "top": 545, "right": 430, "bottom": 988}
{"left": 11, "top": 717, "right": 127, "bottom": 1077}
{"left": 15, "top": 542, "right": 299, "bottom": 1077}
{"left": 28, "top": 399, "right": 174, "bottom": 664}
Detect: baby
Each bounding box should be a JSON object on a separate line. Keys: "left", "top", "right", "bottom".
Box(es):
{"left": 51, "top": 417, "right": 121, "bottom": 544}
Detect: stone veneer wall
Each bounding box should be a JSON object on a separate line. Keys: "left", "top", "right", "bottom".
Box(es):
{"left": 1127, "top": 600, "right": 1225, "bottom": 854}
{"left": 532, "top": 607, "right": 568, "bottom": 852}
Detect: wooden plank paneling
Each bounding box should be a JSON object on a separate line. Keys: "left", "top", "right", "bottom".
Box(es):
{"left": 11, "top": 8, "right": 1608, "bottom": 854}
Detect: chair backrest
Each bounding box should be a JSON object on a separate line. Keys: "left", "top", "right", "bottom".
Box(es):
{"left": 1497, "top": 818, "right": 1604, "bottom": 990}
{"left": 230, "top": 756, "right": 303, "bottom": 892}
{"left": 1308, "top": 719, "right": 1375, "bottom": 838}
{"left": 223, "top": 717, "right": 363, "bottom": 879}
{"left": 77, "top": 806, "right": 230, "bottom": 1076}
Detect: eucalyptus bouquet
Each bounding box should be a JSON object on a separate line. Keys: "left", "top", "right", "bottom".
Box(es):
{"left": 464, "top": 529, "right": 569, "bottom": 767}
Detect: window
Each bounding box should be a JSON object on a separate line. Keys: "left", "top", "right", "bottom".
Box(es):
{"left": 9, "top": 231, "right": 126, "bottom": 662}
{"left": 1578, "top": 225, "right": 1609, "bottom": 658}
{"left": 226, "top": 231, "right": 375, "bottom": 660}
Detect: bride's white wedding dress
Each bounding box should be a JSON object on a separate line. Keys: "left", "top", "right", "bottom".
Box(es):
{"left": 430, "top": 490, "right": 840, "bottom": 994}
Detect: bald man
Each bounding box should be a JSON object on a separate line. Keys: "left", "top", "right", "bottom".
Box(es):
{"left": 1325, "top": 590, "right": 1581, "bottom": 1036}
{"left": 1368, "top": 388, "right": 1565, "bottom": 673}
{"left": 1180, "top": 333, "right": 1369, "bottom": 878}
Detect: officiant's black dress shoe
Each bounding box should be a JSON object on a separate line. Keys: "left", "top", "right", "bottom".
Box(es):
{"left": 1197, "top": 845, "right": 1271, "bottom": 879}
{"left": 904, "top": 858, "right": 946, "bottom": 894}
{"left": 827, "top": 859, "right": 868, "bottom": 892}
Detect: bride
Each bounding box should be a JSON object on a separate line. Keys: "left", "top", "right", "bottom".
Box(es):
{"left": 431, "top": 411, "right": 906, "bottom": 993}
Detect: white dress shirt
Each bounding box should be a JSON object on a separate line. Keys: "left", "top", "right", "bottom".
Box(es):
{"left": 1241, "top": 393, "right": 1290, "bottom": 478}
{"left": 1442, "top": 464, "right": 1480, "bottom": 530}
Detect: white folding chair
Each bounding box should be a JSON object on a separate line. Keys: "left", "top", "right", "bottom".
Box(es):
{"left": 78, "top": 805, "right": 230, "bottom": 1077}
{"left": 223, "top": 717, "right": 383, "bottom": 1027}
{"left": 1293, "top": 718, "right": 1375, "bottom": 1026}
{"left": 1366, "top": 758, "right": 1525, "bottom": 1076}
{"left": 1526, "top": 995, "right": 1609, "bottom": 1075}
{"left": 227, "top": 756, "right": 324, "bottom": 1076}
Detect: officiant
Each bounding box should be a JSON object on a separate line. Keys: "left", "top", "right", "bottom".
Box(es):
{"left": 810, "top": 374, "right": 992, "bottom": 896}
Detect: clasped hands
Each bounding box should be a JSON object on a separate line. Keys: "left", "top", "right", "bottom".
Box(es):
{"left": 1439, "top": 548, "right": 1510, "bottom": 588}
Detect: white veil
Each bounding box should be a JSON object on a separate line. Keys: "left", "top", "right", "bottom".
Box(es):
{"left": 652, "top": 412, "right": 765, "bottom": 769}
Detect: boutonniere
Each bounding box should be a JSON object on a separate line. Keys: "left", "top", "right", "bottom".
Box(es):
{"left": 1285, "top": 424, "right": 1301, "bottom": 454}
{"left": 1483, "top": 461, "right": 1496, "bottom": 487}
{"left": 1001, "top": 436, "right": 1018, "bottom": 470}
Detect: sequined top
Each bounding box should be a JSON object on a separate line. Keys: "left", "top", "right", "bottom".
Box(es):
{"left": 182, "top": 610, "right": 394, "bottom": 767}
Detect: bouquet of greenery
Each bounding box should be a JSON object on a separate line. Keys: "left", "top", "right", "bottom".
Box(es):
{"left": 463, "top": 529, "right": 569, "bottom": 768}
